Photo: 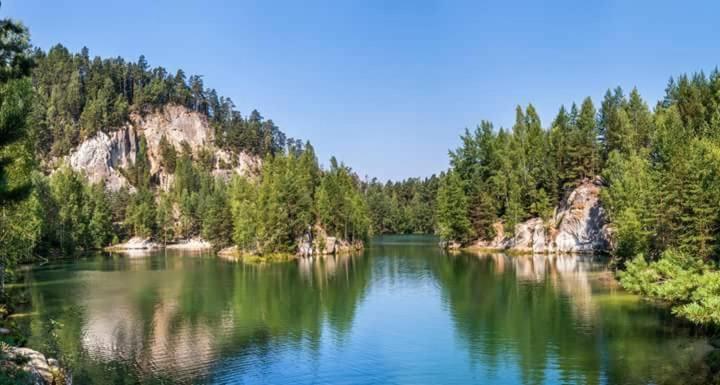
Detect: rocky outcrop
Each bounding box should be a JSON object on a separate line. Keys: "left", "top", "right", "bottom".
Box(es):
{"left": 67, "top": 104, "right": 260, "bottom": 191}
{"left": 553, "top": 181, "right": 610, "bottom": 252}
{"left": 105, "top": 237, "right": 160, "bottom": 251}
{"left": 165, "top": 238, "right": 213, "bottom": 250}
{"left": 297, "top": 225, "right": 364, "bottom": 257}
{"left": 2, "top": 346, "right": 64, "bottom": 385}
{"left": 470, "top": 179, "right": 610, "bottom": 254}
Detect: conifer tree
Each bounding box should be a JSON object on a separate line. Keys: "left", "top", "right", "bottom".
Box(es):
{"left": 436, "top": 171, "right": 472, "bottom": 243}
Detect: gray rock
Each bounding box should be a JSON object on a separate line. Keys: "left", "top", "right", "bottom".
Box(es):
{"left": 67, "top": 105, "right": 261, "bottom": 192}
{"left": 5, "top": 346, "right": 56, "bottom": 385}
{"left": 471, "top": 179, "right": 610, "bottom": 254}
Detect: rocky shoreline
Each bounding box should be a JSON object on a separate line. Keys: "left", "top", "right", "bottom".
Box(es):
{"left": 459, "top": 179, "right": 611, "bottom": 255}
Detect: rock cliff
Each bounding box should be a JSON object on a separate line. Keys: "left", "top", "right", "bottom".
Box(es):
{"left": 470, "top": 179, "right": 610, "bottom": 254}
{"left": 67, "top": 104, "right": 260, "bottom": 191}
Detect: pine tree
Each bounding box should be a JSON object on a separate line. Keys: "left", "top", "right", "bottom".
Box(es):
{"left": 88, "top": 183, "right": 113, "bottom": 248}
{"left": 156, "top": 192, "right": 174, "bottom": 245}
{"left": 469, "top": 186, "right": 496, "bottom": 241}
{"left": 159, "top": 135, "right": 177, "bottom": 173}
{"left": 229, "top": 176, "right": 258, "bottom": 252}
{"left": 436, "top": 171, "right": 472, "bottom": 243}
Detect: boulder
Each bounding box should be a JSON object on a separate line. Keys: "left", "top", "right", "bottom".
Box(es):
{"left": 3, "top": 346, "right": 62, "bottom": 385}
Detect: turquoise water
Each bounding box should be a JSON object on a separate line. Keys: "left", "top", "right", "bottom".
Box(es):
{"left": 22, "top": 235, "right": 713, "bottom": 384}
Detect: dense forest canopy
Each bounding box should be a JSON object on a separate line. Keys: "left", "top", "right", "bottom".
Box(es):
{"left": 437, "top": 69, "right": 720, "bottom": 325}
{"left": 364, "top": 176, "right": 438, "bottom": 235}
{"left": 31, "top": 44, "right": 286, "bottom": 159}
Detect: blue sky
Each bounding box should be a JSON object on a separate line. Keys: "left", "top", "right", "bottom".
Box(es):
{"left": 4, "top": 0, "right": 719, "bottom": 180}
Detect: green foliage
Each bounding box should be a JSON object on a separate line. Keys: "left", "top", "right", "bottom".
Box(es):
{"left": 229, "top": 176, "right": 257, "bottom": 251}
{"left": 228, "top": 148, "right": 368, "bottom": 255}
{"left": 125, "top": 188, "right": 155, "bottom": 238}
{"left": 44, "top": 167, "right": 113, "bottom": 251}
{"left": 158, "top": 135, "right": 176, "bottom": 173}
{"left": 156, "top": 192, "right": 174, "bottom": 244}
{"left": 0, "top": 21, "right": 39, "bottom": 284}
{"left": 315, "top": 157, "right": 370, "bottom": 242}
{"left": 620, "top": 250, "right": 720, "bottom": 324}
{"left": 365, "top": 176, "right": 438, "bottom": 235}
{"left": 87, "top": 183, "right": 113, "bottom": 249}
{"left": 32, "top": 44, "right": 286, "bottom": 158}
{"left": 601, "top": 151, "right": 655, "bottom": 259}
{"left": 436, "top": 171, "right": 472, "bottom": 243}
{"left": 200, "top": 182, "right": 233, "bottom": 248}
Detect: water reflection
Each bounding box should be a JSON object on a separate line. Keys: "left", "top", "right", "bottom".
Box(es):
{"left": 22, "top": 237, "right": 715, "bottom": 385}
{"left": 434, "top": 250, "right": 712, "bottom": 385}
{"left": 26, "top": 253, "right": 372, "bottom": 383}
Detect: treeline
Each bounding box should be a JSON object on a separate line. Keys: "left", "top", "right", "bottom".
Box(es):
{"left": 32, "top": 44, "right": 285, "bottom": 158}
{"left": 9, "top": 112, "right": 373, "bottom": 259}
{"left": 437, "top": 70, "right": 720, "bottom": 325}
{"left": 0, "top": 21, "right": 373, "bottom": 286}
{"left": 364, "top": 176, "right": 438, "bottom": 235}
{"left": 437, "top": 98, "right": 602, "bottom": 243}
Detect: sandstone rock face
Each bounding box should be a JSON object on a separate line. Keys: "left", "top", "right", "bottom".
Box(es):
{"left": 471, "top": 179, "right": 609, "bottom": 254}
{"left": 131, "top": 105, "right": 212, "bottom": 175}
{"left": 67, "top": 105, "right": 260, "bottom": 191}
{"left": 68, "top": 124, "right": 137, "bottom": 191}
{"left": 554, "top": 181, "right": 608, "bottom": 253}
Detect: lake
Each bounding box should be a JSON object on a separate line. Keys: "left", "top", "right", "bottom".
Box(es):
{"left": 20, "top": 235, "right": 714, "bottom": 384}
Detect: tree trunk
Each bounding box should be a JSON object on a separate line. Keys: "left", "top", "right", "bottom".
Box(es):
{"left": 0, "top": 262, "right": 5, "bottom": 295}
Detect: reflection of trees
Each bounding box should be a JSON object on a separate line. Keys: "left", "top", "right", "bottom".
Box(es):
{"left": 25, "top": 251, "right": 372, "bottom": 383}
{"left": 430, "top": 251, "right": 711, "bottom": 385}
{"left": 23, "top": 241, "right": 715, "bottom": 385}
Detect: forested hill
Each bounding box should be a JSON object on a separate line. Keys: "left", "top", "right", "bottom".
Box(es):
{"left": 1, "top": 38, "right": 372, "bottom": 266}
{"left": 32, "top": 44, "right": 286, "bottom": 159}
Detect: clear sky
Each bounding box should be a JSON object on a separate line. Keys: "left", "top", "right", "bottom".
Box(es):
{"left": 4, "top": 0, "right": 719, "bottom": 180}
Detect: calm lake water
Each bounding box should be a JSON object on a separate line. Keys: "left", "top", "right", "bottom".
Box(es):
{"left": 21, "top": 235, "right": 714, "bottom": 384}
